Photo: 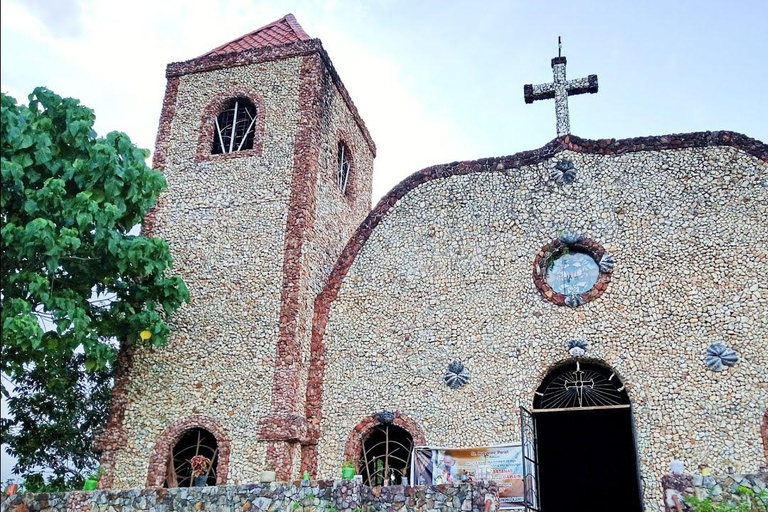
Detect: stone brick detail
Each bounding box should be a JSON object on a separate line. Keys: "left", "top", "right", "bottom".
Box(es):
{"left": 532, "top": 236, "right": 612, "bottom": 306}
{"left": 0, "top": 481, "right": 499, "bottom": 512}
{"left": 259, "top": 54, "right": 322, "bottom": 480}
{"left": 151, "top": 76, "right": 180, "bottom": 172}
{"left": 342, "top": 412, "right": 427, "bottom": 472}
{"left": 763, "top": 410, "right": 768, "bottom": 463}
{"left": 194, "top": 89, "right": 266, "bottom": 162}
{"left": 145, "top": 415, "right": 231, "bottom": 488}
{"left": 661, "top": 472, "right": 768, "bottom": 512}
{"left": 93, "top": 345, "right": 135, "bottom": 489}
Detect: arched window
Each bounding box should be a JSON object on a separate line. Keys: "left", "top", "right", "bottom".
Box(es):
{"left": 164, "top": 428, "right": 219, "bottom": 487}
{"left": 359, "top": 423, "right": 413, "bottom": 487}
{"left": 211, "top": 97, "right": 258, "bottom": 154}
{"left": 533, "top": 361, "right": 629, "bottom": 409}
{"left": 337, "top": 141, "right": 351, "bottom": 194}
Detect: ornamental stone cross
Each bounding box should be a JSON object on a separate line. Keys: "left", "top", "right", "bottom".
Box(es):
{"left": 524, "top": 46, "right": 598, "bottom": 137}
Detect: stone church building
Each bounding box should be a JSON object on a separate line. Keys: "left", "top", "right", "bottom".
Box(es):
{"left": 95, "top": 14, "right": 768, "bottom": 511}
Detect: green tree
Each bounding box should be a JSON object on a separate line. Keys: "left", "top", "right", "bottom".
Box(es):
{"left": 1, "top": 87, "right": 189, "bottom": 489}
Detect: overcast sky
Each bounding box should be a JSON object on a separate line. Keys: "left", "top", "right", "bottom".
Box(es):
{"left": 1, "top": 0, "right": 767, "bottom": 482}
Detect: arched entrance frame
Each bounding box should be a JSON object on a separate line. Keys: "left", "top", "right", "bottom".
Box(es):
{"left": 146, "top": 415, "right": 231, "bottom": 488}
{"left": 343, "top": 412, "right": 426, "bottom": 473}
{"left": 529, "top": 359, "right": 643, "bottom": 512}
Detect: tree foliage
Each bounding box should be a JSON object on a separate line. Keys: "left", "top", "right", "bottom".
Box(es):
{"left": 1, "top": 87, "right": 189, "bottom": 487}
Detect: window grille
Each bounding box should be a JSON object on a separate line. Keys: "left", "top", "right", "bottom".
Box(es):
{"left": 337, "top": 141, "right": 351, "bottom": 194}
{"left": 164, "top": 428, "right": 219, "bottom": 488}
{"left": 212, "top": 98, "right": 257, "bottom": 154}
{"left": 359, "top": 424, "right": 413, "bottom": 487}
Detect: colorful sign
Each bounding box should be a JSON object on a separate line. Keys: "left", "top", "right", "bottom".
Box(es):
{"left": 412, "top": 443, "right": 525, "bottom": 510}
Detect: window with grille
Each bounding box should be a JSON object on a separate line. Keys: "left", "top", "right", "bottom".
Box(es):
{"left": 359, "top": 424, "right": 413, "bottom": 487}
{"left": 337, "top": 141, "right": 351, "bottom": 194}
{"left": 211, "top": 97, "right": 257, "bottom": 154}
{"left": 164, "top": 428, "right": 219, "bottom": 487}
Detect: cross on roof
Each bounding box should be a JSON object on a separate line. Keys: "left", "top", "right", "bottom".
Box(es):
{"left": 524, "top": 40, "right": 598, "bottom": 137}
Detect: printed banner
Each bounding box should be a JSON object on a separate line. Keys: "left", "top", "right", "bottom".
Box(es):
{"left": 412, "top": 443, "right": 524, "bottom": 510}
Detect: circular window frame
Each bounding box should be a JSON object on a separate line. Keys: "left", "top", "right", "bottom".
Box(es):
{"left": 532, "top": 233, "right": 613, "bottom": 307}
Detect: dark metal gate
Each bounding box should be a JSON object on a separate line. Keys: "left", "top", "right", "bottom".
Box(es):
{"left": 520, "top": 406, "right": 540, "bottom": 511}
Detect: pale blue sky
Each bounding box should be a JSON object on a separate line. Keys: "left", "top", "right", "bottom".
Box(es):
{"left": 1, "top": 0, "right": 766, "bottom": 482}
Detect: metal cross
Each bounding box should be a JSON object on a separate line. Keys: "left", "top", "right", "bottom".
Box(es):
{"left": 524, "top": 39, "right": 598, "bottom": 137}
{"left": 564, "top": 369, "right": 595, "bottom": 408}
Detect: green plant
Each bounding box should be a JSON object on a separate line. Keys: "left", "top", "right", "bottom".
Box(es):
{"left": 1, "top": 87, "right": 189, "bottom": 488}
{"left": 684, "top": 487, "right": 764, "bottom": 512}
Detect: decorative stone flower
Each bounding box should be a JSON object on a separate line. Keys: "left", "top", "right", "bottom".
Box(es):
{"left": 705, "top": 343, "right": 739, "bottom": 372}
{"left": 376, "top": 410, "right": 395, "bottom": 425}
{"left": 558, "top": 230, "right": 584, "bottom": 246}
{"left": 598, "top": 253, "right": 615, "bottom": 273}
{"left": 444, "top": 360, "right": 470, "bottom": 389}
{"left": 564, "top": 294, "right": 584, "bottom": 308}
{"left": 550, "top": 160, "right": 577, "bottom": 185}
{"left": 566, "top": 339, "right": 588, "bottom": 357}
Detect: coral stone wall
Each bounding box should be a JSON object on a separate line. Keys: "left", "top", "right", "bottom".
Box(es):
{"left": 292, "top": 54, "right": 375, "bottom": 414}
{"left": 316, "top": 144, "right": 768, "bottom": 510}
{"left": 109, "top": 56, "right": 305, "bottom": 488}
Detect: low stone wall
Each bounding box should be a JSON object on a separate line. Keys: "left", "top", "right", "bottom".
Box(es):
{"left": 662, "top": 472, "right": 768, "bottom": 512}
{"left": 0, "top": 480, "right": 499, "bottom": 512}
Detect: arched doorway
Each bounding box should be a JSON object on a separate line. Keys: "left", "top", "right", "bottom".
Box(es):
{"left": 524, "top": 361, "right": 642, "bottom": 512}
{"left": 164, "top": 428, "right": 219, "bottom": 487}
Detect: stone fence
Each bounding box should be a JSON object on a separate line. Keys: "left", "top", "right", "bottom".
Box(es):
{"left": 0, "top": 480, "right": 500, "bottom": 512}
{"left": 662, "top": 472, "right": 768, "bottom": 512}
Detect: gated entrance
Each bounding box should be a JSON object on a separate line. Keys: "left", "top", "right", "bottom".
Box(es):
{"left": 521, "top": 361, "right": 642, "bottom": 512}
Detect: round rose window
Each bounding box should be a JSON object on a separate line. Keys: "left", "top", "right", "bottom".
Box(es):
{"left": 546, "top": 252, "right": 600, "bottom": 295}
{"left": 533, "top": 231, "right": 614, "bottom": 307}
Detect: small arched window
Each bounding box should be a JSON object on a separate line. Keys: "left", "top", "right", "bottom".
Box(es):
{"left": 359, "top": 423, "right": 413, "bottom": 486}
{"left": 211, "top": 97, "right": 258, "bottom": 154}
{"left": 337, "top": 141, "right": 351, "bottom": 194}
{"left": 164, "top": 428, "right": 219, "bottom": 487}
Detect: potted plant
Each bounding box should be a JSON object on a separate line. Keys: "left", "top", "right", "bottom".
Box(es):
{"left": 190, "top": 455, "right": 212, "bottom": 487}
{"left": 259, "top": 462, "right": 276, "bottom": 483}
{"left": 82, "top": 467, "right": 103, "bottom": 491}
{"left": 341, "top": 460, "right": 356, "bottom": 480}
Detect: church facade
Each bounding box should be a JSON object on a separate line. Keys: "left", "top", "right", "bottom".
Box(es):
{"left": 96, "top": 14, "right": 768, "bottom": 511}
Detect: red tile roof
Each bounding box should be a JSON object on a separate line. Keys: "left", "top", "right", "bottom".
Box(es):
{"left": 200, "top": 14, "right": 311, "bottom": 58}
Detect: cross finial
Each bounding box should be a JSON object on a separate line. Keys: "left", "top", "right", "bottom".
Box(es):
{"left": 523, "top": 46, "right": 598, "bottom": 137}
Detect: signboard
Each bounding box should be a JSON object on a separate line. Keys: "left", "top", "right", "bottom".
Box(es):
{"left": 412, "top": 443, "right": 525, "bottom": 510}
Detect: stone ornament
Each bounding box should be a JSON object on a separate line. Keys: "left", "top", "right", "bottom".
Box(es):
{"left": 550, "top": 160, "right": 577, "bottom": 185}
{"left": 532, "top": 233, "right": 614, "bottom": 308}
{"left": 376, "top": 410, "right": 395, "bottom": 425}
{"left": 705, "top": 343, "right": 739, "bottom": 372}
{"left": 444, "top": 360, "right": 470, "bottom": 389}
{"left": 566, "top": 339, "right": 589, "bottom": 357}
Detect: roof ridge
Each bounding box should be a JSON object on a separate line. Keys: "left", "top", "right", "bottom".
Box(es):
{"left": 198, "top": 14, "right": 311, "bottom": 59}
{"left": 283, "top": 13, "right": 311, "bottom": 41}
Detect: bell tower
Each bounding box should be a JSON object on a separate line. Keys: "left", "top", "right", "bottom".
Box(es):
{"left": 98, "top": 14, "right": 375, "bottom": 488}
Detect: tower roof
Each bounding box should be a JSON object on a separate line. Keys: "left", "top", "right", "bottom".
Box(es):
{"left": 199, "top": 14, "right": 311, "bottom": 58}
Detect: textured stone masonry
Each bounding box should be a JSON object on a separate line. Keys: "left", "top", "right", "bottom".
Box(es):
{"left": 310, "top": 135, "right": 768, "bottom": 512}
{"left": 0, "top": 481, "right": 499, "bottom": 512}
{"left": 662, "top": 472, "right": 768, "bottom": 511}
